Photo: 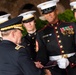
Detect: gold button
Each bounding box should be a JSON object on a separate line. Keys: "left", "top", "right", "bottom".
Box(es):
{"left": 60, "top": 45, "right": 63, "bottom": 48}
{"left": 55, "top": 27, "right": 57, "bottom": 29}
{"left": 72, "top": 63, "right": 74, "bottom": 66}
{"left": 57, "top": 22, "right": 59, "bottom": 25}
{"left": 47, "top": 40, "right": 50, "bottom": 42}
{"left": 62, "top": 54, "right": 67, "bottom": 58}
{"left": 59, "top": 40, "right": 61, "bottom": 43}
{"left": 56, "top": 31, "right": 58, "bottom": 33}
{"left": 27, "top": 44, "right": 30, "bottom": 46}
{"left": 51, "top": 24, "right": 53, "bottom": 26}
{"left": 32, "top": 37, "right": 34, "bottom": 39}
{"left": 68, "top": 35, "right": 70, "bottom": 37}
{"left": 62, "top": 50, "right": 64, "bottom": 53}
{"left": 57, "top": 35, "right": 60, "bottom": 38}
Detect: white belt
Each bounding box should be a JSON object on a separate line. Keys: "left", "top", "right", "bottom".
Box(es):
{"left": 49, "top": 53, "right": 75, "bottom": 61}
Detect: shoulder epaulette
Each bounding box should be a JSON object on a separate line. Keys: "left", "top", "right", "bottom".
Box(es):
{"left": 15, "top": 44, "right": 25, "bottom": 50}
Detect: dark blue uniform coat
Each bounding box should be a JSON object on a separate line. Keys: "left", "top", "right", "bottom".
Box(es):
{"left": 0, "top": 40, "right": 40, "bottom": 75}
{"left": 23, "top": 31, "right": 37, "bottom": 61}
{"left": 36, "top": 21, "right": 76, "bottom": 75}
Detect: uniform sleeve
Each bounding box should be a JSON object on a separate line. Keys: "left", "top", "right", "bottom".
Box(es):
{"left": 17, "top": 47, "right": 40, "bottom": 75}
{"left": 74, "top": 22, "right": 76, "bottom": 47}
{"left": 68, "top": 22, "right": 76, "bottom": 67}
{"left": 36, "top": 32, "right": 49, "bottom": 65}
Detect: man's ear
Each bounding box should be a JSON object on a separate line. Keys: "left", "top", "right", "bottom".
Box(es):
{"left": 55, "top": 8, "right": 59, "bottom": 15}
{"left": 11, "top": 30, "right": 16, "bottom": 38}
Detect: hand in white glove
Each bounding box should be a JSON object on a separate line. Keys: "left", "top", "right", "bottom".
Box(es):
{"left": 57, "top": 58, "right": 69, "bottom": 69}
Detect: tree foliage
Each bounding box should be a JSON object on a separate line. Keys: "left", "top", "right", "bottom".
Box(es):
{"left": 58, "top": 9, "right": 76, "bottom": 22}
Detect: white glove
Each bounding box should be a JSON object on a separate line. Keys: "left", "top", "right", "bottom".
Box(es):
{"left": 57, "top": 58, "right": 69, "bottom": 69}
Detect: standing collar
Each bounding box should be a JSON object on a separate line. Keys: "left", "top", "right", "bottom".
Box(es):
{"left": 28, "top": 31, "right": 36, "bottom": 37}
{"left": 49, "top": 20, "right": 61, "bottom": 27}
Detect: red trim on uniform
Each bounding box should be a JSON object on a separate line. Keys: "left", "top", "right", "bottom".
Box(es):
{"left": 53, "top": 27, "right": 62, "bottom": 55}
{"left": 66, "top": 69, "right": 69, "bottom": 75}
{"left": 37, "top": 23, "right": 52, "bottom": 32}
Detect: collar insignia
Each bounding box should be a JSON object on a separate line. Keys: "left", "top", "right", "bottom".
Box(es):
{"left": 15, "top": 44, "right": 25, "bottom": 50}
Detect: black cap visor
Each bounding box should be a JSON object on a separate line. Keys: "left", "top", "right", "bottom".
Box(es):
{"left": 23, "top": 17, "right": 34, "bottom": 23}
{"left": 41, "top": 6, "right": 56, "bottom": 14}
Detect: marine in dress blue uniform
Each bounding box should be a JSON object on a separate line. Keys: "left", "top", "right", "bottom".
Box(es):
{"left": 0, "top": 16, "right": 40, "bottom": 75}
{"left": 19, "top": 11, "right": 37, "bottom": 61}
{"left": 36, "top": 1, "right": 76, "bottom": 75}
{"left": 24, "top": 31, "right": 37, "bottom": 61}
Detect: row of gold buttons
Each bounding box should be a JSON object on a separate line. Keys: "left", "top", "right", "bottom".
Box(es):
{"left": 54, "top": 26, "right": 64, "bottom": 54}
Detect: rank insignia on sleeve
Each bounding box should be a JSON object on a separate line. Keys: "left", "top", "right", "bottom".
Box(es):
{"left": 15, "top": 44, "right": 25, "bottom": 50}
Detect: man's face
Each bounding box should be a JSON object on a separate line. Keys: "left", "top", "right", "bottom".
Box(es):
{"left": 23, "top": 20, "right": 36, "bottom": 33}
{"left": 43, "top": 9, "right": 58, "bottom": 24}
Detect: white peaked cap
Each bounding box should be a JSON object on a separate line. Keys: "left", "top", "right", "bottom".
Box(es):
{"left": 0, "top": 14, "right": 11, "bottom": 24}
{"left": 52, "top": 0, "right": 59, "bottom": 2}
{"left": 19, "top": 10, "right": 36, "bottom": 21}
{"left": 37, "top": 0, "right": 58, "bottom": 10}
{"left": 70, "top": 1, "right": 76, "bottom": 10}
